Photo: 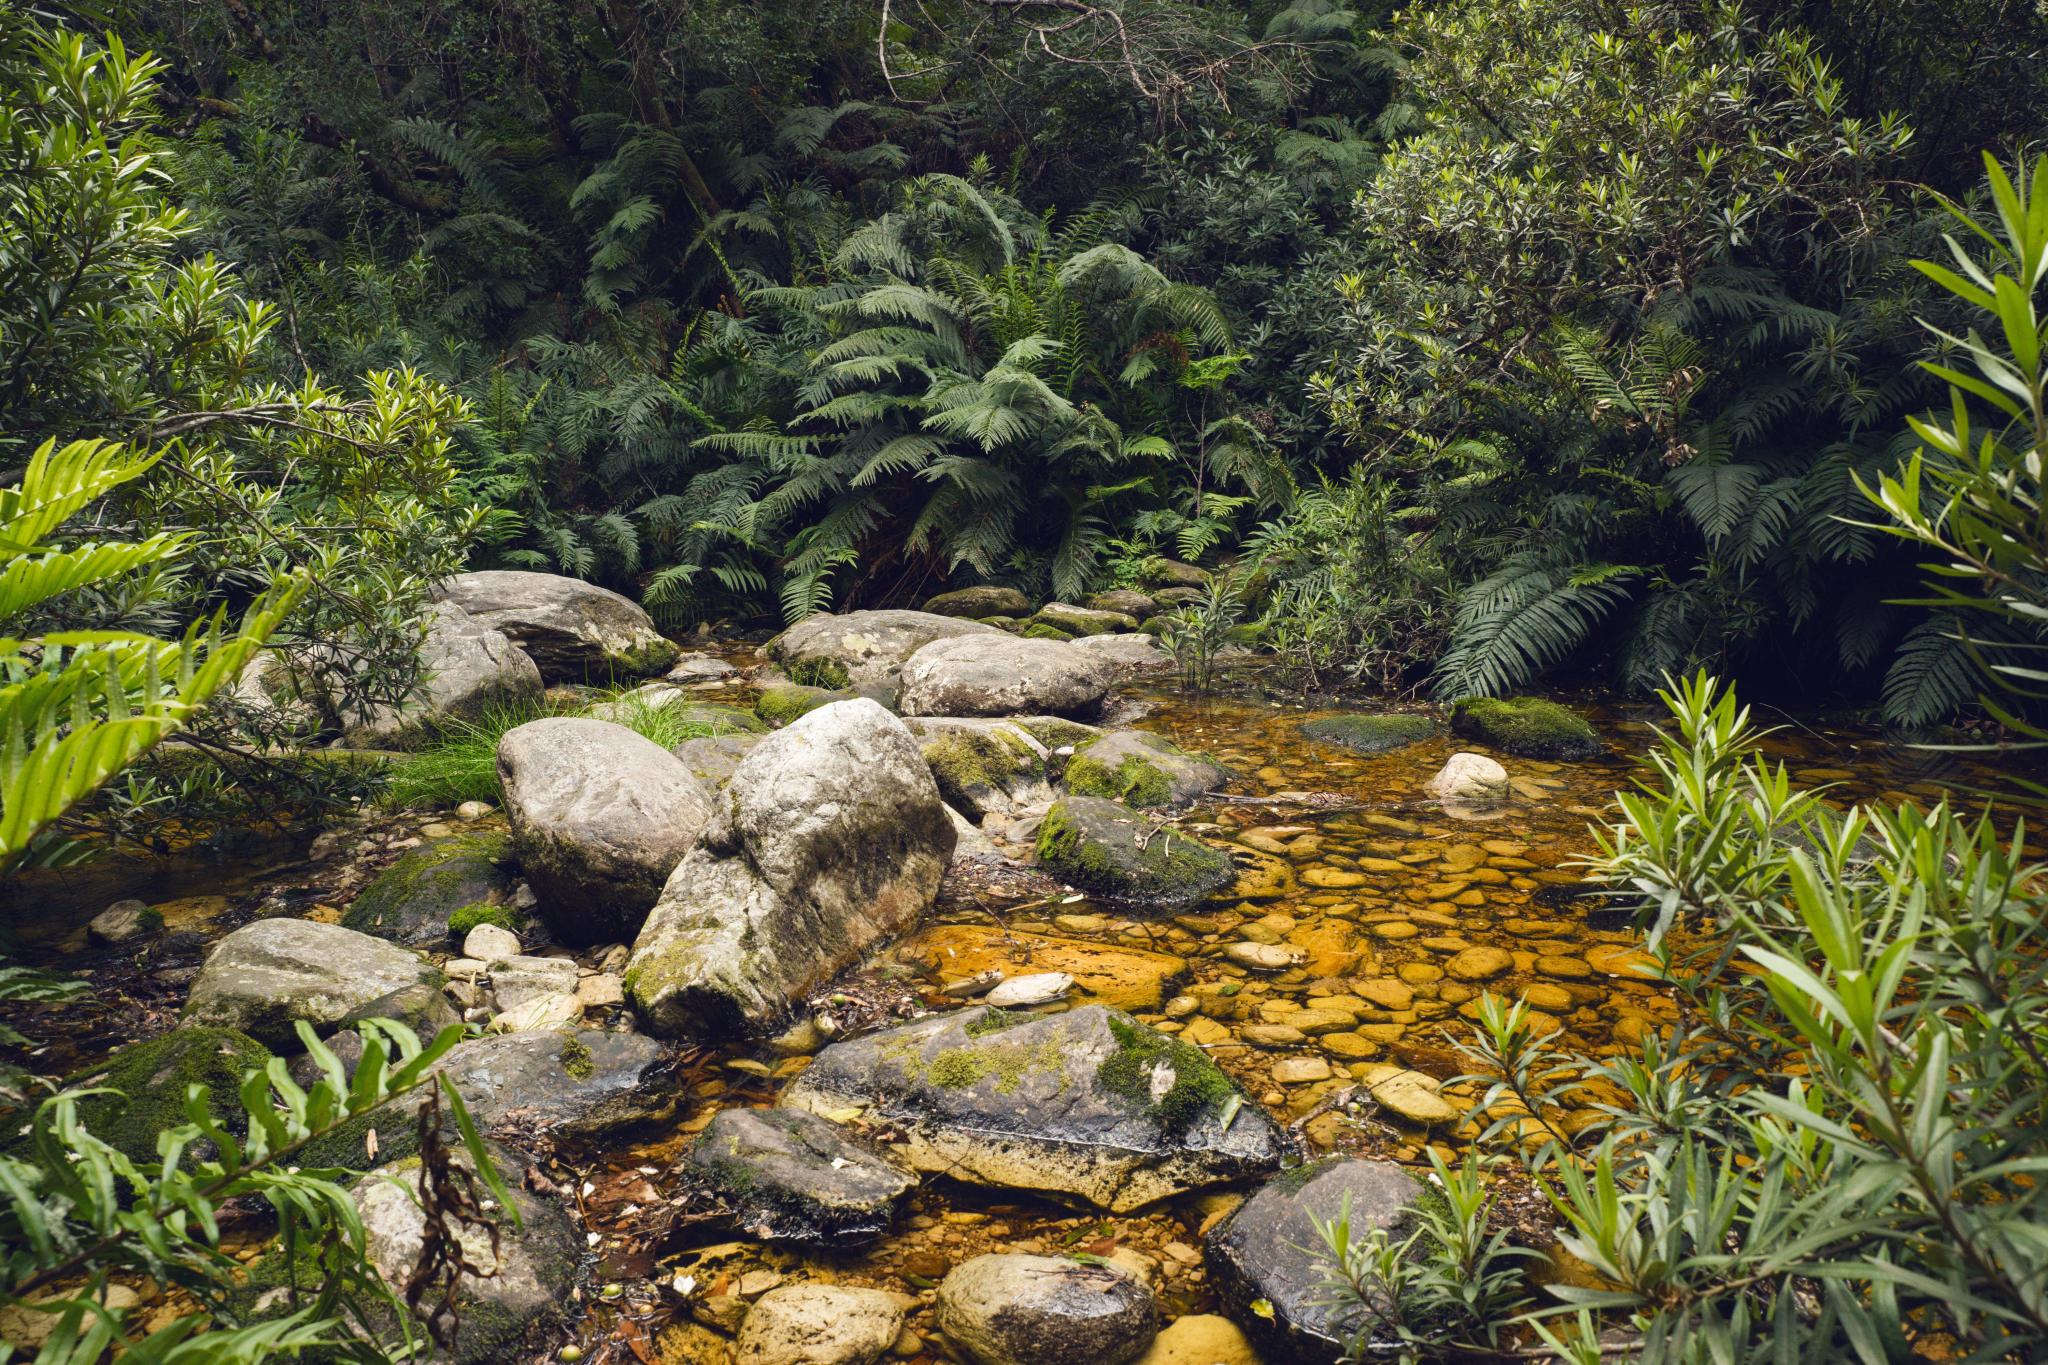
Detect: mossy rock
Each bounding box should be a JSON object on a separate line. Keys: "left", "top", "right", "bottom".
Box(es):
{"left": 784, "top": 656, "right": 852, "bottom": 690}
{"left": 1450, "top": 696, "right": 1604, "bottom": 760}
{"left": 1021, "top": 622, "right": 1074, "bottom": 642}
{"left": 604, "top": 635, "right": 684, "bottom": 679}
{"left": 1009, "top": 716, "right": 1101, "bottom": 752}
{"left": 342, "top": 832, "right": 516, "bottom": 947}
{"left": 919, "top": 724, "right": 1046, "bottom": 818}
{"left": 1032, "top": 602, "right": 1139, "bottom": 636}
{"left": 1301, "top": 713, "right": 1437, "bottom": 755}
{"left": 1035, "top": 795, "right": 1235, "bottom": 904}
{"left": 1063, "top": 730, "right": 1229, "bottom": 808}
{"left": 52, "top": 1027, "right": 272, "bottom": 1164}
{"left": 923, "top": 585, "right": 1030, "bottom": 619}
{"left": 447, "top": 901, "right": 521, "bottom": 936}
{"left": 754, "top": 684, "right": 849, "bottom": 728}
{"left": 666, "top": 702, "right": 767, "bottom": 734}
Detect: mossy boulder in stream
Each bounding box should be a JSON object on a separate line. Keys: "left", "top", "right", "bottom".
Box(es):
{"left": 781, "top": 1004, "right": 1287, "bottom": 1211}
{"left": 1449, "top": 696, "right": 1603, "bottom": 759}
{"left": 342, "top": 832, "right": 517, "bottom": 946}
{"left": 1035, "top": 796, "right": 1234, "bottom": 904}
{"left": 1063, "top": 730, "right": 1229, "bottom": 807}
{"left": 682, "top": 1107, "right": 915, "bottom": 1244}
{"left": 906, "top": 717, "right": 1052, "bottom": 819}
{"left": 49, "top": 1027, "right": 271, "bottom": 1164}
{"left": 1301, "top": 712, "right": 1436, "bottom": 755}
{"left": 1206, "top": 1159, "right": 1428, "bottom": 1364}
{"left": 923, "top": 585, "right": 1032, "bottom": 619}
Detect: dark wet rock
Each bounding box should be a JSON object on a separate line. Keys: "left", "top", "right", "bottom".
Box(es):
{"left": 1205, "top": 1158, "right": 1425, "bottom": 1363}
{"left": 899, "top": 635, "right": 1114, "bottom": 718}
{"left": 88, "top": 898, "right": 159, "bottom": 945}
{"left": 434, "top": 568, "right": 678, "bottom": 681}
{"left": 738, "top": 1283, "right": 910, "bottom": 1365}
{"left": 627, "top": 699, "right": 953, "bottom": 1039}
{"left": 287, "top": 1028, "right": 365, "bottom": 1091}
{"left": 1032, "top": 602, "right": 1139, "bottom": 636}
{"left": 342, "top": 832, "right": 517, "bottom": 946}
{"left": 905, "top": 717, "right": 1053, "bottom": 820}
{"left": 183, "top": 919, "right": 443, "bottom": 1050}
{"left": 683, "top": 1107, "right": 915, "bottom": 1244}
{"left": 781, "top": 1004, "right": 1287, "bottom": 1211}
{"left": 343, "top": 981, "right": 461, "bottom": 1037}
{"left": 344, "top": 599, "right": 545, "bottom": 747}
{"left": 936, "top": 1253, "right": 1158, "bottom": 1365}
{"left": 498, "top": 717, "right": 718, "bottom": 944}
{"left": 1084, "top": 589, "right": 1158, "bottom": 620}
{"left": 1035, "top": 796, "right": 1235, "bottom": 904}
{"left": 923, "top": 586, "right": 1032, "bottom": 619}
{"left": 1301, "top": 712, "right": 1436, "bottom": 755}
{"left": 1449, "top": 696, "right": 1603, "bottom": 760}
{"left": 671, "top": 734, "right": 764, "bottom": 787}
{"left": 767, "top": 609, "right": 1001, "bottom": 694}
{"left": 50, "top": 1027, "right": 270, "bottom": 1163}
{"left": 1063, "top": 730, "right": 1228, "bottom": 808}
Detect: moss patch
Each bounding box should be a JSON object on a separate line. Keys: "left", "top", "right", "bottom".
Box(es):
{"left": 605, "top": 636, "right": 683, "bottom": 678}
{"left": 448, "top": 901, "right": 518, "bottom": 936}
{"left": 1301, "top": 713, "right": 1436, "bottom": 755}
{"left": 923, "top": 729, "right": 1039, "bottom": 808}
{"left": 54, "top": 1027, "right": 273, "bottom": 1164}
{"left": 1095, "top": 1012, "right": 1238, "bottom": 1133}
{"left": 1035, "top": 797, "right": 1234, "bottom": 904}
{"left": 1064, "top": 750, "right": 1173, "bottom": 807}
{"left": 964, "top": 1007, "right": 1028, "bottom": 1038}
{"left": 1012, "top": 717, "right": 1097, "bottom": 751}
{"left": 784, "top": 656, "right": 852, "bottom": 690}
{"left": 1022, "top": 622, "right": 1074, "bottom": 641}
{"left": 342, "top": 831, "right": 514, "bottom": 945}
{"left": 1450, "top": 696, "right": 1603, "bottom": 759}
{"left": 924, "top": 1038, "right": 1066, "bottom": 1093}
{"left": 755, "top": 684, "right": 844, "bottom": 727}
{"left": 559, "top": 1033, "right": 596, "bottom": 1081}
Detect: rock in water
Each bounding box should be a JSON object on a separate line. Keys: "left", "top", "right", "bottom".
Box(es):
{"left": 767, "top": 609, "right": 1001, "bottom": 694}
{"left": 1062, "top": 730, "right": 1229, "bottom": 808}
{"left": 905, "top": 717, "right": 1053, "bottom": 819}
{"left": 737, "top": 1284, "right": 909, "bottom": 1365}
{"left": 1448, "top": 695, "right": 1604, "bottom": 760}
{"left": 781, "top": 1005, "right": 1286, "bottom": 1211}
{"left": 342, "top": 832, "right": 517, "bottom": 946}
{"left": 1129, "top": 1315, "right": 1260, "bottom": 1365}
{"left": 1300, "top": 713, "right": 1436, "bottom": 755}
{"left": 1068, "top": 633, "right": 1169, "bottom": 671}
{"left": 936, "top": 1253, "right": 1158, "bottom": 1365}
{"left": 1034, "top": 796, "right": 1235, "bottom": 905}
{"left": 683, "top": 1108, "right": 915, "bottom": 1244}
{"left": 627, "top": 699, "right": 954, "bottom": 1038}
{"left": 342, "top": 600, "right": 544, "bottom": 747}
{"left": 434, "top": 569, "right": 678, "bottom": 681}
{"left": 983, "top": 971, "right": 1073, "bottom": 1007}
{"left": 497, "top": 717, "right": 718, "bottom": 943}
{"left": 1423, "top": 752, "right": 1510, "bottom": 806}
{"left": 1205, "top": 1159, "right": 1424, "bottom": 1363}
{"left": 898, "top": 635, "right": 1115, "bottom": 718}
{"left": 183, "top": 919, "right": 442, "bottom": 1049}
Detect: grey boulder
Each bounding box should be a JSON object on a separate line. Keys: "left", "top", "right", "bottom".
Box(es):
{"left": 627, "top": 699, "right": 954, "bottom": 1038}
{"left": 922, "top": 586, "right": 1032, "bottom": 619}
{"left": 1035, "top": 796, "right": 1236, "bottom": 904}
{"left": 781, "top": 1004, "right": 1286, "bottom": 1211}
{"left": 1063, "top": 730, "right": 1228, "bottom": 808}
{"left": 936, "top": 1253, "right": 1157, "bottom": 1365}
{"left": 684, "top": 1107, "right": 915, "bottom": 1244}
{"left": 905, "top": 716, "right": 1054, "bottom": 820}
{"left": 898, "top": 636, "right": 1114, "bottom": 718}
{"left": 435, "top": 569, "right": 678, "bottom": 681}
{"left": 342, "top": 600, "right": 544, "bottom": 747}
{"left": 183, "top": 919, "right": 442, "bottom": 1049}
{"left": 1205, "top": 1158, "right": 1425, "bottom": 1363}
{"left": 497, "top": 717, "right": 718, "bottom": 943}
{"left": 767, "top": 609, "right": 1000, "bottom": 692}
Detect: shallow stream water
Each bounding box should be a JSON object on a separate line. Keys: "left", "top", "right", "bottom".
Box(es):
{"left": 4, "top": 664, "right": 2037, "bottom": 1360}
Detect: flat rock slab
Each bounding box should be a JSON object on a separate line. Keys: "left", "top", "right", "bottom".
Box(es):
{"left": 183, "top": 919, "right": 442, "bottom": 1049}
{"left": 781, "top": 1005, "right": 1286, "bottom": 1212}
{"left": 1205, "top": 1158, "right": 1423, "bottom": 1363}
{"left": 898, "top": 636, "right": 1114, "bottom": 718}
{"left": 435, "top": 569, "right": 677, "bottom": 681}
{"left": 683, "top": 1107, "right": 915, "bottom": 1244}
{"left": 737, "top": 1283, "right": 909, "bottom": 1365}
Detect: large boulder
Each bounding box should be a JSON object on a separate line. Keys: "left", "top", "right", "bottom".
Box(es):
{"left": 627, "top": 699, "right": 954, "bottom": 1038}
{"left": 781, "top": 1005, "right": 1287, "bottom": 1211}
{"left": 343, "top": 600, "right": 544, "bottom": 747}
{"left": 1063, "top": 731, "right": 1228, "bottom": 808}
{"left": 1068, "top": 633, "right": 1170, "bottom": 671}
{"left": 936, "top": 1254, "right": 1157, "bottom": 1365}
{"left": 905, "top": 717, "right": 1054, "bottom": 820}
{"left": 737, "top": 1284, "right": 909, "bottom": 1365}
{"left": 183, "top": 920, "right": 442, "bottom": 1049}
{"left": 342, "top": 832, "right": 517, "bottom": 946}
{"left": 923, "top": 586, "right": 1031, "bottom": 619}
{"left": 1449, "top": 696, "right": 1604, "bottom": 760}
{"left": 1084, "top": 589, "right": 1158, "bottom": 620}
{"left": 898, "top": 636, "right": 1114, "bottom": 718}
{"left": 1035, "top": 796, "right": 1235, "bottom": 904}
{"left": 766, "top": 609, "right": 1000, "bottom": 693}
{"left": 683, "top": 1107, "right": 916, "bottom": 1244}
{"left": 434, "top": 569, "right": 678, "bottom": 681}
{"left": 497, "top": 718, "right": 718, "bottom": 944}
{"left": 1205, "top": 1159, "right": 1425, "bottom": 1363}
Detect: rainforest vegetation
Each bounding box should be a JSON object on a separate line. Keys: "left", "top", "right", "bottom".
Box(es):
{"left": 5, "top": 0, "right": 2048, "bottom": 1360}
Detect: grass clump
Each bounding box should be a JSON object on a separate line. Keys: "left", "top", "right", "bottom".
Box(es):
{"left": 1095, "top": 1013, "right": 1238, "bottom": 1133}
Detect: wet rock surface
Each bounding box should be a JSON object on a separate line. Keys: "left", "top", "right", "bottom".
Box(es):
{"left": 782, "top": 1005, "right": 1287, "bottom": 1211}
{"left": 936, "top": 1253, "right": 1158, "bottom": 1365}
{"left": 684, "top": 1107, "right": 915, "bottom": 1244}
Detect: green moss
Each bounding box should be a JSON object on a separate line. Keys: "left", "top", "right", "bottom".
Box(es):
{"left": 755, "top": 684, "right": 841, "bottom": 727}
{"left": 447, "top": 901, "right": 518, "bottom": 936}
{"left": 1022, "top": 622, "right": 1074, "bottom": 641}
{"left": 924, "top": 1038, "right": 1065, "bottom": 1093}
{"left": 922, "top": 730, "right": 1038, "bottom": 807}
{"left": 559, "top": 1033, "right": 595, "bottom": 1081}
{"left": 1450, "top": 696, "right": 1603, "bottom": 759}
{"left": 605, "top": 636, "right": 683, "bottom": 678}
{"left": 1035, "top": 798, "right": 1233, "bottom": 903}
{"left": 784, "top": 656, "right": 852, "bottom": 690}
{"left": 342, "top": 832, "right": 513, "bottom": 944}
{"left": 1012, "top": 717, "right": 1097, "bottom": 751}
{"left": 135, "top": 905, "right": 165, "bottom": 933}
{"left": 964, "top": 1007, "right": 1027, "bottom": 1038}
{"left": 1094, "top": 1012, "right": 1238, "bottom": 1133}
{"left": 50, "top": 1027, "right": 273, "bottom": 1164}
{"left": 1301, "top": 713, "right": 1436, "bottom": 755}
{"left": 1063, "top": 751, "right": 1172, "bottom": 807}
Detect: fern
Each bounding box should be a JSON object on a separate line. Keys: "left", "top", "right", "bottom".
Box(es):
{"left": 1433, "top": 557, "right": 1636, "bottom": 699}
